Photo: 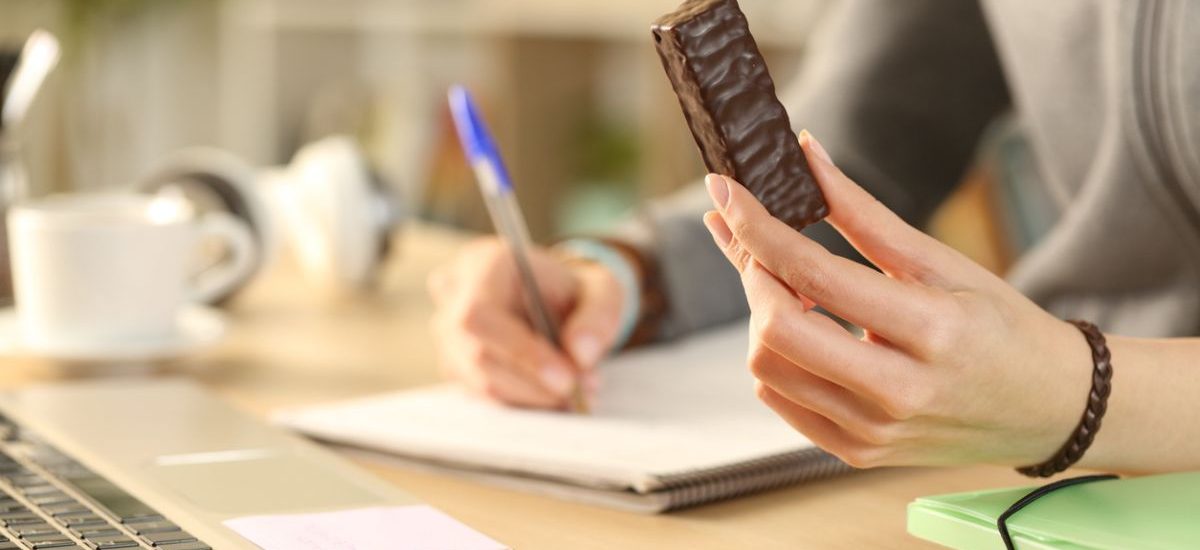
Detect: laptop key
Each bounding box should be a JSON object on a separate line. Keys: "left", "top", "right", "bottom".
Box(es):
{"left": 140, "top": 530, "right": 196, "bottom": 545}
{"left": 10, "top": 474, "right": 46, "bottom": 487}
{"left": 64, "top": 521, "right": 109, "bottom": 532}
{"left": 129, "top": 521, "right": 180, "bottom": 535}
{"left": 19, "top": 484, "right": 61, "bottom": 495}
{"left": 29, "top": 493, "right": 74, "bottom": 506}
{"left": 58, "top": 516, "right": 106, "bottom": 528}
{"left": 73, "top": 527, "right": 121, "bottom": 539}
{"left": 20, "top": 533, "right": 72, "bottom": 543}
{"left": 29, "top": 542, "right": 77, "bottom": 549}
{"left": 4, "top": 514, "right": 46, "bottom": 525}
{"left": 12, "top": 525, "right": 59, "bottom": 536}
{"left": 119, "top": 514, "right": 163, "bottom": 525}
{"left": 85, "top": 538, "right": 137, "bottom": 549}
{"left": 156, "top": 542, "right": 211, "bottom": 550}
{"left": 45, "top": 503, "right": 90, "bottom": 516}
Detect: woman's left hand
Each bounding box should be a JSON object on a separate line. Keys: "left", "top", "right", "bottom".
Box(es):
{"left": 701, "top": 132, "right": 1095, "bottom": 469}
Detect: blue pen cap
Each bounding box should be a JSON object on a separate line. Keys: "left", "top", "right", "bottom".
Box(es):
{"left": 448, "top": 85, "right": 513, "bottom": 192}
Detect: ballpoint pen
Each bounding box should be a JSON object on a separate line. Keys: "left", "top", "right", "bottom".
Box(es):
{"left": 447, "top": 85, "right": 589, "bottom": 414}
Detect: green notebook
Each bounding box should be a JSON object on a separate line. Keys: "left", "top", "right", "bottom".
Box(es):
{"left": 908, "top": 472, "right": 1200, "bottom": 549}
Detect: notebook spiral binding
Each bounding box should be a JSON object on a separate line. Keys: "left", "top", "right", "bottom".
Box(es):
{"left": 656, "top": 448, "right": 854, "bottom": 511}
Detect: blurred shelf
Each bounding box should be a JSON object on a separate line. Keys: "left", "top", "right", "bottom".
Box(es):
{"left": 231, "top": 0, "right": 829, "bottom": 46}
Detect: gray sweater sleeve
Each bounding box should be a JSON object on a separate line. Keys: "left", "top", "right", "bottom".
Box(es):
{"left": 618, "top": 0, "right": 1011, "bottom": 340}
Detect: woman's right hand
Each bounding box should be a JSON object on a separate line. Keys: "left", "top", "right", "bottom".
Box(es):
{"left": 427, "top": 238, "right": 625, "bottom": 409}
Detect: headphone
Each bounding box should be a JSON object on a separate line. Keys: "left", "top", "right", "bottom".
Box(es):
{"left": 136, "top": 136, "right": 402, "bottom": 304}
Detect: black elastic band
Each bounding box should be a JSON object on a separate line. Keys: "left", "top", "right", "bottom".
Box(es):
{"left": 997, "top": 474, "right": 1118, "bottom": 550}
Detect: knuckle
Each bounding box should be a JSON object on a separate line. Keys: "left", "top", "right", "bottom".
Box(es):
{"left": 753, "top": 380, "right": 775, "bottom": 403}
{"left": 853, "top": 419, "right": 900, "bottom": 447}
{"left": 788, "top": 253, "right": 831, "bottom": 300}
{"left": 752, "top": 307, "right": 796, "bottom": 350}
{"left": 882, "top": 383, "right": 936, "bottom": 421}
{"left": 746, "top": 345, "right": 775, "bottom": 380}
{"left": 917, "top": 297, "right": 965, "bottom": 358}
{"left": 729, "top": 214, "right": 757, "bottom": 240}
{"left": 727, "top": 241, "right": 754, "bottom": 272}
{"left": 837, "top": 445, "right": 886, "bottom": 470}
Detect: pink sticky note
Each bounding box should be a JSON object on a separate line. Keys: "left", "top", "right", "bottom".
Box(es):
{"left": 224, "top": 505, "right": 507, "bottom": 550}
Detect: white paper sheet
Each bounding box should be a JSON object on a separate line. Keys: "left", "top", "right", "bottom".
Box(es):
{"left": 224, "top": 505, "right": 506, "bottom": 550}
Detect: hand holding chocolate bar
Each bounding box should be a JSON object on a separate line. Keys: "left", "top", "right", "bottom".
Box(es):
{"left": 699, "top": 131, "right": 1118, "bottom": 472}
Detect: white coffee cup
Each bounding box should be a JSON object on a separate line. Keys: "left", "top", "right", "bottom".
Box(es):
{"left": 7, "top": 192, "right": 256, "bottom": 349}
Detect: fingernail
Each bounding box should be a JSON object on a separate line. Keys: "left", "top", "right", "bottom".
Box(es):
{"left": 572, "top": 333, "right": 605, "bottom": 368}
{"left": 705, "top": 173, "right": 730, "bottom": 208}
{"left": 703, "top": 211, "right": 732, "bottom": 247}
{"left": 540, "top": 365, "right": 574, "bottom": 396}
{"left": 803, "top": 130, "right": 833, "bottom": 164}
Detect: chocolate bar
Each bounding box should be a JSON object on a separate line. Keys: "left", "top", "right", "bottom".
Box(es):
{"left": 652, "top": 0, "right": 828, "bottom": 230}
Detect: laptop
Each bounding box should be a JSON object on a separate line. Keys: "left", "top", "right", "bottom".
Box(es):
{"left": 0, "top": 377, "right": 425, "bottom": 549}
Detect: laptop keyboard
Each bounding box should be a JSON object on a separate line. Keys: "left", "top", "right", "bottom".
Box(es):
{"left": 0, "top": 420, "right": 210, "bottom": 550}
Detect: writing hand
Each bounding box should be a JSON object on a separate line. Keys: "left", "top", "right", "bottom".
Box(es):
{"left": 428, "top": 239, "right": 621, "bottom": 409}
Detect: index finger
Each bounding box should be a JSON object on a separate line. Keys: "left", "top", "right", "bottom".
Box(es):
{"left": 705, "top": 176, "right": 946, "bottom": 351}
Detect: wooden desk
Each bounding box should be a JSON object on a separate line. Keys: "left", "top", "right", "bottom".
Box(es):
{"left": 0, "top": 223, "right": 1031, "bottom": 549}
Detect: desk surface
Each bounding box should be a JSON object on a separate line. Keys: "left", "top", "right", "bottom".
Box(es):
{"left": 0, "top": 223, "right": 1032, "bottom": 549}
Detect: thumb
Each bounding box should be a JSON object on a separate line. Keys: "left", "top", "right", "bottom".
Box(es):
{"left": 561, "top": 265, "right": 625, "bottom": 370}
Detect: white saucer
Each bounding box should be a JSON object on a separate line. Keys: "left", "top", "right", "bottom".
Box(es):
{"left": 0, "top": 305, "right": 227, "bottom": 363}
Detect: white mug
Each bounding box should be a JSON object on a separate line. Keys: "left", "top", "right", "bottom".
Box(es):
{"left": 7, "top": 192, "right": 256, "bottom": 349}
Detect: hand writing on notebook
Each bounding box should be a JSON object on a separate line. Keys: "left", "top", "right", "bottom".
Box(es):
{"left": 700, "top": 132, "right": 1094, "bottom": 469}
{"left": 427, "top": 240, "right": 619, "bottom": 408}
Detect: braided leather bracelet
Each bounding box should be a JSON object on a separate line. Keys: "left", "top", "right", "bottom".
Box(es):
{"left": 1016, "top": 320, "right": 1114, "bottom": 477}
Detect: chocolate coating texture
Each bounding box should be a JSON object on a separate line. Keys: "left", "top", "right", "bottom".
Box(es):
{"left": 652, "top": 0, "right": 827, "bottom": 230}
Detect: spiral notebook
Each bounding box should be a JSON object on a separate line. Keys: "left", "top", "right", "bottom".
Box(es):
{"left": 275, "top": 323, "right": 852, "bottom": 513}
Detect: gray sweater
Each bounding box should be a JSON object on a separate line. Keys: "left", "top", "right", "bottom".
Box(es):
{"left": 619, "top": 0, "right": 1200, "bottom": 339}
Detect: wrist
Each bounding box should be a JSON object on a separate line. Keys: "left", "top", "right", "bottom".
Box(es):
{"left": 1016, "top": 319, "right": 1114, "bottom": 477}
{"left": 1070, "top": 334, "right": 1143, "bottom": 474}
{"left": 1038, "top": 319, "right": 1097, "bottom": 460}
{"left": 556, "top": 239, "right": 642, "bottom": 351}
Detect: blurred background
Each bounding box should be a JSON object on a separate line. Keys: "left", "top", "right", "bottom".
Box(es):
{"left": 1, "top": 0, "right": 1032, "bottom": 276}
